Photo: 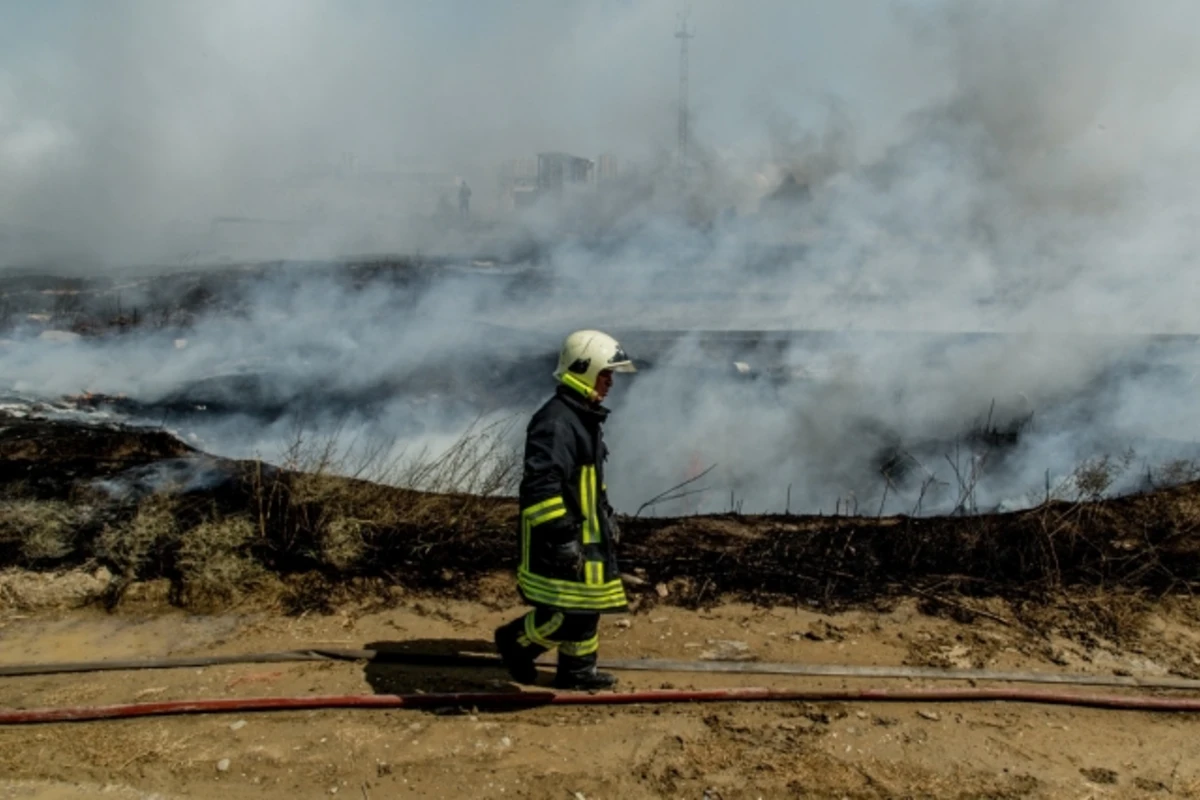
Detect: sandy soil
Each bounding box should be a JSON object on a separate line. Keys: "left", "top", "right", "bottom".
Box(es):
{"left": 2, "top": 586, "right": 1199, "bottom": 800}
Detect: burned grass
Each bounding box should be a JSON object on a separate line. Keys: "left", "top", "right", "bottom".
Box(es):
{"left": 619, "top": 487, "right": 1200, "bottom": 610}
{"left": 1, "top": 413, "right": 1200, "bottom": 618}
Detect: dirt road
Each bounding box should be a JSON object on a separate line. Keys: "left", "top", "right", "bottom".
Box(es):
{"left": 2, "top": 587, "right": 1199, "bottom": 799}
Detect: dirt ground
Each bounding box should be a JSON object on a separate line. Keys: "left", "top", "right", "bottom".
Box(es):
{"left": 2, "top": 580, "right": 1199, "bottom": 800}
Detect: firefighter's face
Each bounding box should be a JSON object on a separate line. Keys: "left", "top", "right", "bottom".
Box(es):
{"left": 594, "top": 370, "right": 614, "bottom": 400}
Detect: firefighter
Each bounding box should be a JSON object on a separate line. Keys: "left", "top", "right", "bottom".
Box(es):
{"left": 493, "top": 329, "right": 637, "bottom": 690}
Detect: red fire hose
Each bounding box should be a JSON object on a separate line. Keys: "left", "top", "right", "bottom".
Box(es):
{"left": 4, "top": 686, "right": 1200, "bottom": 725}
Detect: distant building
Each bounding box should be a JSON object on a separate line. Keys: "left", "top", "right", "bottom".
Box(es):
{"left": 536, "top": 152, "right": 594, "bottom": 193}
{"left": 497, "top": 152, "right": 597, "bottom": 212}
{"left": 497, "top": 158, "right": 539, "bottom": 212}
{"left": 596, "top": 153, "right": 619, "bottom": 181}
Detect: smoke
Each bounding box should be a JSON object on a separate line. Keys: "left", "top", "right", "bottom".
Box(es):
{"left": 1, "top": 0, "right": 948, "bottom": 265}
{"left": 5, "top": 1, "right": 1200, "bottom": 515}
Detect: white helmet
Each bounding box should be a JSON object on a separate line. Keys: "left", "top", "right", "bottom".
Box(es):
{"left": 553, "top": 329, "right": 637, "bottom": 400}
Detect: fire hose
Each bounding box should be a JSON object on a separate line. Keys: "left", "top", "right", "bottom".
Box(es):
{"left": 4, "top": 648, "right": 1200, "bottom": 692}
{"left": 3, "top": 648, "right": 1200, "bottom": 724}
{"left": 4, "top": 686, "right": 1200, "bottom": 725}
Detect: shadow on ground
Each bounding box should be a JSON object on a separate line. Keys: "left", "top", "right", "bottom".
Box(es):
{"left": 361, "top": 638, "right": 559, "bottom": 709}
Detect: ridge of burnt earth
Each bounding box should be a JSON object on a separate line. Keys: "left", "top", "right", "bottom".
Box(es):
{"left": 1, "top": 412, "right": 1199, "bottom": 614}
{"left": 0, "top": 257, "right": 523, "bottom": 337}
{"left": 0, "top": 416, "right": 196, "bottom": 480}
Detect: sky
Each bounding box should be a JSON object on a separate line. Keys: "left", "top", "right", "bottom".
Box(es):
{"left": 0, "top": 0, "right": 957, "bottom": 264}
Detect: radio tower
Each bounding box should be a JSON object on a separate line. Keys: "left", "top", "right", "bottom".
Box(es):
{"left": 674, "top": 9, "right": 694, "bottom": 174}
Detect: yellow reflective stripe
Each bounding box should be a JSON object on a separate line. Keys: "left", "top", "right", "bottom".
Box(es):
{"left": 585, "top": 560, "right": 604, "bottom": 585}
{"left": 521, "top": 496, "right": 566, "bottom": 573}
{"left": 581, "top": 466, "right": 600, "bottom": 544}
{"left": 519, "top": 578, "right": 625, "bottom": 603}
{"left": 518, "top": 570, "right": 627, "bottom": 610}
{"left": 528, "top": 507, "right": 566, "bottom": 526}
{"left": 522, "top": 610, "right": 564, "bottom": 648}
{"left": 560, "top": 373, "right": 595, "bottom": 400}
{"left": 518, "top": 585, "right": 625, "bottom": 607}
{"left": 518, "top": 587, "right": 627, "bottom": 611}
{"left": 559, "top": 636, "right": 599, "bottom": 657}
{"left": 579, "top": 467, "right": 591, "bottom": 543}
{"left": 590, "top": 467, "right": 600, "bottom": 543}
{"left": 523, "top": 496, "right": 565, "bottom": 517}
{"left": 522, "top": 517, "right": 529, "bottom": 572}
{"left": 518, "top": 569, "right": 624, "bottom": 595}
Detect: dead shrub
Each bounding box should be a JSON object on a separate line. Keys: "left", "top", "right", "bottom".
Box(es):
{"left": 1066, "top": 591, "right": 1153, "bottom": 645}
{"left": 279, "top": 572, "right": 337, "bottom": 615}
{"left": 0, "top": 566, "right": 111, "bottom": 611}
{"left": 274, "top": 414, "right": 521, "bottom": 497}
{"left": 0, "top": 499, "right": 87, "bottom": 563}
{"left": 176, "top": 517, "right": 269, "bottom": 609}
{"left": 94, "top": 495, "right": 179, "bottom": 603}
{"left": 397, "top": 416, "right": 522, "bottom": 496}
{"left": 241, "top": 416, "right": 521, "bottom": 580}
{"left": 1071, "top": 451, "right": 1134, "bottom": 501}
{"left": 1011, "top": 590, "right": 1153, "bottom": 647}
{"left": 1149, "top": 458, "right": 1200, "bottom": 489}
{"left": 318, "top": 517, "right": 368, "bottom": 571}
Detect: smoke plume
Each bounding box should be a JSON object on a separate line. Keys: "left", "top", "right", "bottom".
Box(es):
{"left": 5, "top": 1, "right": 1200, "bottom": 516}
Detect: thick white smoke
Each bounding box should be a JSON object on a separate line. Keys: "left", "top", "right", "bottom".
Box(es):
{"left": 4, "top": 1, "right": 1200, "bottom": 515}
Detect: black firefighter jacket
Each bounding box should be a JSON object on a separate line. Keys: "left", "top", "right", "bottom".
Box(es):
{"left": 516, "top": 386, "right": 627, "bottom": 613}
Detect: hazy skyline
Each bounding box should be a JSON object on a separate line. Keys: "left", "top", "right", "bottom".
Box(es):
{"left": 1, "top": 1, "right": 955, "bottom": 264}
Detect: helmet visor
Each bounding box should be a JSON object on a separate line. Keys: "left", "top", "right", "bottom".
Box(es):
{"left": 607, "top": 345, "right": 637, "bottom": 373}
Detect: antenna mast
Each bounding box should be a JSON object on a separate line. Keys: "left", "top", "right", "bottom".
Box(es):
{"left": 674, "top": 9, "right": 694, "bottom": 172}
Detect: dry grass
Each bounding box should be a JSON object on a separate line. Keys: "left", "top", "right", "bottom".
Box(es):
{"left": 62, "top": 414, "right": 519, "bottom": 610}
{"left": 93, "top": 496, "right": 179, "bottom": 606}
{"left": 274, "top": 414, "right": 522, "bottom": 495}
{"left": 0, "top": 567, "right": 111, "bottom": 611}
{"left": 318, "top": 517, "right": 368, "bottom": 571}
{"left": 176, "top": 517, "right": 272, "bottom": 610}
{"left": 20, "top": 417, "right": 526, "bottom": 611}
{"left": 4, "top": 412, "right": 1200, "bottom": 624}
{"left": 95, "top": 496, "right": 176, "bottom": 576}
{"left": 244, "top": 416, "right": 521, "bottom": 583}
{"left": 1010, "top": 589, "right": 1154, "bottom": 647}
{"left": 0, "top": 499, "right": 89, "bottom": 563}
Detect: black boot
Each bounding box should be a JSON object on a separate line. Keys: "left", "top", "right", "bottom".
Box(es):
{"left": 493, "top": 620, "right": 542, "bottom": 685}
{"left": 553, "top": 653, "right": 618, "bottom": 691}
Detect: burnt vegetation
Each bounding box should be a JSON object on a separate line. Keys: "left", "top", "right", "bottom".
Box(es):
{"left": 4, "top": 269, "right": 1200, "bottom": 619}
{"left": 2, "top": 413, "right": 1199, "bottom": 618}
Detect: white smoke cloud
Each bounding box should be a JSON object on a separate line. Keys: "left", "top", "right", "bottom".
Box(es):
{"left": 4, "top": 1, "right": 1200, "bottom": 516}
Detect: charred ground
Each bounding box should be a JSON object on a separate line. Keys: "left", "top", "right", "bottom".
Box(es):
{"left": 4, "top": 265, "right": 1200, "bottom": 642}
{"left": 2, "top": 411, "right": 1198, "bottom": 632}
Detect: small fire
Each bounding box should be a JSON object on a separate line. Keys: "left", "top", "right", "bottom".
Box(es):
{"left": 71, "top": 390, "right": 127, "bottom": 406}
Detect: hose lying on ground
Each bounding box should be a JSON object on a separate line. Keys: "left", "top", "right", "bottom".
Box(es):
{"left": 3, "top": 648, "right": 1200, "bottom": 691}
{"left": 4, "top": 686, "right": 1200, "bottom": 725}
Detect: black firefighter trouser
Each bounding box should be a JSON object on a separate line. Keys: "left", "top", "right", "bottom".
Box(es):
{"left": 499, "top": 606, "right": 600, "bottom": 674}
